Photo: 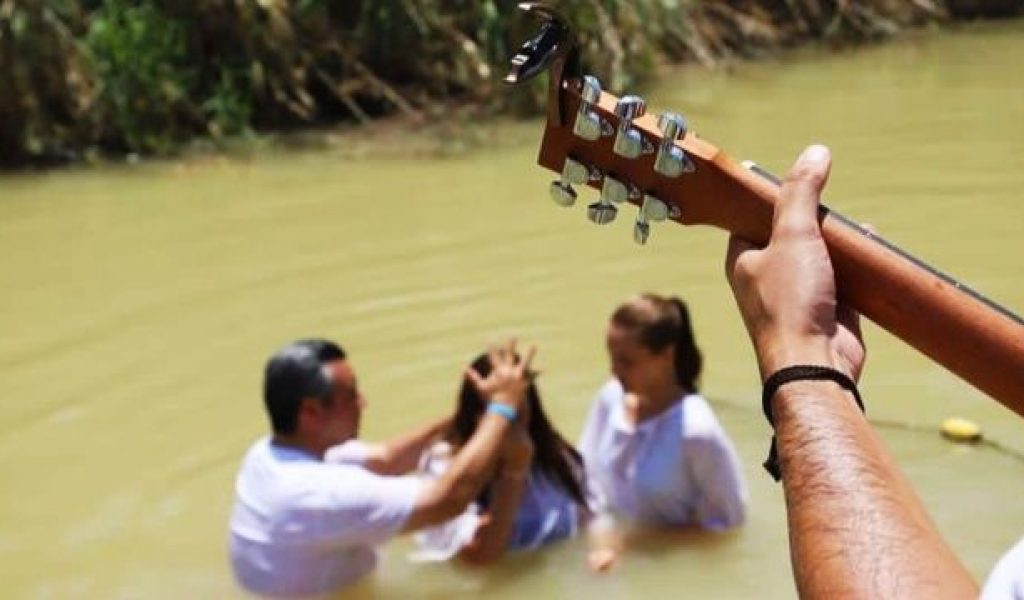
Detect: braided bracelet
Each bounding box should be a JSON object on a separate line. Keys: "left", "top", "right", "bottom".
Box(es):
{"left": 762, "top": 365, "right": 865, "bottom": 481}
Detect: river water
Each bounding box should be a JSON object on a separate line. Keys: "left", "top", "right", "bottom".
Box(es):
{"left": 1, "top": 20, "right": 1022, "bottom": 600}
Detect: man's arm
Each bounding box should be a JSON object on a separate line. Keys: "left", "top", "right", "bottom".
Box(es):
{"left": 362, "top": 416, "right": 452, "bottom": 476}
{"left": 775, "top": 380, "right": 975, "bottom": 598}
{"left": 401, "top": 341, "right": 535, "bottom": 533}
{"left": 725, "top": 145, "right": 976, "bottom": 598}
{"left": 458, "top": 427, "right": 533, "bottom": 564}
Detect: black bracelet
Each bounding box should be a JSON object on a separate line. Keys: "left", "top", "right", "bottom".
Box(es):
{"left": 762, "top": 365, "right": 865, "bottom": 481}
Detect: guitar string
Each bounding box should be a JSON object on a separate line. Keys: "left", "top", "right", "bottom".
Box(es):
{"left": 744, "top": 161, "right": 1023, "bottom": 326}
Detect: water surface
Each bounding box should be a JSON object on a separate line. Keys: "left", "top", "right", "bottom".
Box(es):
{"left": 1, "top": 20, "right": 1023, "bottom": 599}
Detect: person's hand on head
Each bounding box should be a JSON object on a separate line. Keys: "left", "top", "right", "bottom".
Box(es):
{"left": 464, "top": 339, "right": 536, "bottom": 411}
{"left": 724, "top": 145, "right": 866, "bottom": 381}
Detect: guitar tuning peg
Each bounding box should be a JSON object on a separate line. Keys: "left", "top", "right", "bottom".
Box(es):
{"left": 633, "top": 220, "right": 651, "bottom": 245}
{"left": 613, "top": 95, "right": 654, "bottom": 159}
{"left": 572, "top": 76, "right": 611, "bottom": 141}
{"left": 587, "top": 200, "right": 618, "bottom": 225}
{"left": 633, "top": 194, "right": 677, "bottom": 245}
{"left": 589, "top": 177, "right": 618, "bottom": 224}
{"left": 615, "top": 95, "right": 646, "bottom": 120}
{"left": 587, "top": 175, "right": 626, "bottom": 224}
{"left": 587, "top": 176, "right": 640, "bottom": 225}
{"left": 563, "top": 156, "right": 602, "bottom": 186}
{"left": 549, "top": 157, "right": 602, "bottom": 207}
{"left": 654, "top": 112, "right": 695, "bottom": 178}
{"left": 601, "top": 176, "right": 630, "bottom": 204}
{"left": 549, "top": 181, "right": 577, "bottom": 207}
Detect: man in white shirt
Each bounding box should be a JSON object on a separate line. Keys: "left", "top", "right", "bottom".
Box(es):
{"left": 230, "top": 338, "right": 534, "bottom": 597}
{"left": 982, "top": 537, "right": 1024, "bottom": 600}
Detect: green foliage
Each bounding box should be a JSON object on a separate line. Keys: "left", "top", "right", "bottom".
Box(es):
{"left": 85, "top": 0, "right": 194, "bottom": 153}
{"left": 0, "top": 2, "right": 94, "bottom": 164}
{"left": 202, "top": 68, "right": 254, "bottom": 140}
{"left": 2, "top": 0, "right": 1010, "bottom": 165}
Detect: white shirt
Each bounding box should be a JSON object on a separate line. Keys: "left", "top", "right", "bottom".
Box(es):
{"left": 579, "top": 379, "right": 747, "bottom": 529}
{"left": 229, "top": 437, "right": 422, "bottom": 597}
{"left": 983, "top": 536, "right": 1024, "bottom": 599}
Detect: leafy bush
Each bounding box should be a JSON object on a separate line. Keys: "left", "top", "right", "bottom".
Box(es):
{"left": 85, "top": 0, "right": 194, "bottom": 153}
{"left": 3, "top": 0, "right": 1012, "bottom": 165}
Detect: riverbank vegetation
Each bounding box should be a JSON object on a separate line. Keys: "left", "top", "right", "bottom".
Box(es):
{"left": 1, "top": 0, "right": 1021, "bottom": 166}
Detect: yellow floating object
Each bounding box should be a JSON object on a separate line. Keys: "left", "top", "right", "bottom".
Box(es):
{"left": 940, "top": 417, "right": 982, "bottom": 443}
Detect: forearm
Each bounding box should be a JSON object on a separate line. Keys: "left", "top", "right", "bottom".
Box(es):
{"left": 403, "top": 413, "right": 511, "bottom": 531}
{"left": 774, "top": 381, "right": 977, "bottom": 599}
{"left": 441, "top": 413, "right": 513, "bottom": 501}
{"left": 460, "top": 472, "right": 527, "bottom": 564}
{"left": 369, "top": 416, "right": 452, "bottom": 475}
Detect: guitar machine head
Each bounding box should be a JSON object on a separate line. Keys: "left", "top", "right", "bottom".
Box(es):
{"left": 505, "top": 2, "right": 711, "bottom": 245}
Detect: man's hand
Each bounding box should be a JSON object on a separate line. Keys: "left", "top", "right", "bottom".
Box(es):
{"left": 464, "top": 339, "right": 536, "bottom": 411}
{"left": 721, "top": 144, "right": 977, "bottom": 600}
{"left": 403, "top": 340, "right": 535, "bottom": 534}
{"left": 725, "top": 144, "right": 865, "bottom": 382}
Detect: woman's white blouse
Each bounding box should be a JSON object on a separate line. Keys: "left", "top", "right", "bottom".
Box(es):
{"left": 410, "top": 441, "right": 583, "bottom": 561}
{"left": 579, "top": 379, "right": 747, "bottom": 529}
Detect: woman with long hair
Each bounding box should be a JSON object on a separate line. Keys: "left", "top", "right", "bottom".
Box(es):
{"left": 580, "top": 294, "right": 747, "bottom": 569}
{"left": 413, "top": 352, "right": 589, "bottom": 564}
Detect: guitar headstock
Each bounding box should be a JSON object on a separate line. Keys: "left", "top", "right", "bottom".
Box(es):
{"left": 506, "top": 2, "right": 779, "bottom": 246}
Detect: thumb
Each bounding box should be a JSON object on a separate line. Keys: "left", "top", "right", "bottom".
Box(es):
{"left": 464, "top": 366, "right": 486, "bottom": 394}
{"left": 773, "top": 144, "right": 831, "bottom": 243}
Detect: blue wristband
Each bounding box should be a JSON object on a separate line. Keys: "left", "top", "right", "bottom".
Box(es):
{"left": 486, "top": 402, "right": 517, "bottom": 422}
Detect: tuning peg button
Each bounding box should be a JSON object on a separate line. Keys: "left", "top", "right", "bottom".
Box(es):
{"left": 654, "top": 112, "right": 694, "bottom": 178}
{"left": 586, "top": 175, "right": 630, "bottom": 224}
{"left": 572, "top": 76, "right": 608, "bottom": 141}
{"left": 549, "top": 181, "right": 577, "bottom": 207}
{"left": 600, "top": 176, "right": 629, "bottom": 205}
{"left": 615, "top": 95, "right": 646, "bottom": 120}
{"left": 613, "top": 95, "right": 651, "bottom": 159}
{"left": 549, "top": 157, "right": 603, "bottom": 207}
{"left": 633, "top": 194, "right": 678, "bottom": 245}
{"left": 562, "top": 157, "right": 601, "bottom": 186}
{"left": 633, "top": 220, "right": 651, "bottom": 245}
{"left": 587, "top": 201, "right": 618, "bottom": 225}
{"left": 640, "top": 194, "right": 675, "bottom": 222}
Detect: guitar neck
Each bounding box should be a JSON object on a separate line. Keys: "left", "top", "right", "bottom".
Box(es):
{"left": 504, "top": 2, "right": 1024, "bottom": 415}
{"left": 717, "top": 153, "right": 1024, "bottom": 412}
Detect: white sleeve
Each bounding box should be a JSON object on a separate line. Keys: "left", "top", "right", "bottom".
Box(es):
{"left": 686, "top": 429, "right": 747, "bottom": 531}
{"left": 981, "top": 536, "right": 1024, "bottom": 600}
{"left": 408, "top": 442, "right": 481, "bottom": 562}
{"left": 319, "top": 467, "right": 424, "bottom": 547}
{"left": 324, "top": 439, "right": 371, "bottom": 466}
{"left": 579, "top": 383, "right": 614, "bottom": 515}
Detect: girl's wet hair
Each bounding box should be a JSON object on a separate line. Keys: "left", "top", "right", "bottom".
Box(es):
{"left": 611, "top": 293, "right": 703, "bottom": 392}
{"left": 445, "top": 353, "right": 587, "bottom": 508}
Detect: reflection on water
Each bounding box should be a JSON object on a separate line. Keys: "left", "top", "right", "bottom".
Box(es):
{"left": 1, "top": 20, "right": 1023, "bottom": 599}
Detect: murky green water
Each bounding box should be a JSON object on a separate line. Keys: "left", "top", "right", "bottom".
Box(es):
{"left": 1, "top": 20, "right": 1023, "bottom": 600}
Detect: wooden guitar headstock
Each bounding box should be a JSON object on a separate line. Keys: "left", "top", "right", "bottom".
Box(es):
{"left": 504, "top": 3, "right": 1024, "bottom": 409}
{"left": 505, "top": 2, "right": 780, "bottom": 247}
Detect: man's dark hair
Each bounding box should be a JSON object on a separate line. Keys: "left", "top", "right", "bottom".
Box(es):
{"left": 293, "top": 338, "right": 346, "bottom": 363}
{"left": 263, "top": 342, "right": 334, "bottom": 434}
